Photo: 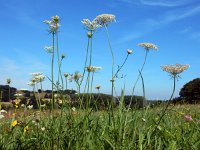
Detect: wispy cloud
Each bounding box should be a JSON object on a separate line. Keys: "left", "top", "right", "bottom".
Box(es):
{"left": 117, "top": 5, "right": 200, "bottom": 43}
{"left": 0, "top": 54, "right": 50, "bottom": 89}
{"left": 118, "top": 0, "right": 194, "bottom": 7}
{"left": 138, "top": 0, "right": 193, "bottom": 7}
{"left": 3, "top": 2, "right": 43, "bottom": 30}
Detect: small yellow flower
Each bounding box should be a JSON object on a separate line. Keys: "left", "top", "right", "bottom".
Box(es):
{"left": 24, "top": 126, "right": 29, "bottom": 133}
{"left": 12, "top": 120, "right": 18, "bottom": 127}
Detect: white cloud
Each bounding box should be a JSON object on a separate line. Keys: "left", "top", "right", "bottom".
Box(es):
{"left": 117, "top": 5, "right": 200, "bottom": 43}
{"left": 118, "top": 0, "right": 193, "bottom": 7}
{"left": 0, "top": 56, "right": 50, "bottom": 90}
{"left": 139, "top": 0, "right": 193, "bottom": 7}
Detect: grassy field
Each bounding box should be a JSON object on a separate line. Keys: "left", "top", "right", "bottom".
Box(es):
{"left": 0, "top": 104, "right": 199, "bottom": 150}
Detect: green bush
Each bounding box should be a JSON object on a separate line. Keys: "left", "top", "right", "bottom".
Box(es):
{"left": 123, "top": 95, "right": 145, "bottom": 108}
{"left": 179, "top": 78, "right": 200, "bottom": 104}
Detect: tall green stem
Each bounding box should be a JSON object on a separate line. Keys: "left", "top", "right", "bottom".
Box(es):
{"left": 113, "top": 54, "right": 129, "bottom": 79}
{"left": 129, "top": 50, "right": 148, "bottom": 109}
{"left": 80, "top": 37, "right": 90, "bottom": 86}
{"left": 132, "top": 50, "right": 148, "bottom": 95}
{"left": 105, "top": 26, "right": 115, "bottom": 97}
{"left": 56, "top": 30, "right": 61, "bottom": 89}
{"left": 154, "top": 76, "right": 176, "bottom": 130}
{"left": 51, "top": 32, "right": 55, "bottom": 111}
{"left": 105, "top": 25, "right": 115, "bottom": 129}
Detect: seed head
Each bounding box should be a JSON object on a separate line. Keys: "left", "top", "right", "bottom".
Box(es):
{"left": 94, "top": 14, "right": 116, "bottom": 26}
{"left": 44, "top": 15, "right": 60, "bottom": 33}
{"left": 87, "top": 31, "right": 93, "bottom": 38}
{"left": 61, "top": 54, "right": 65, "bottom": 59}
{"left": 127, "top": 49, "right": 133, "bottom": 54}
{"left": 95, "top": 85, "right": 101, "bottom": 90}
{"left": 161, "top": 64, "right": 189, "bottom": 77}
{"left": 81, "top": 19, "right": 101, "bottom": 31}
{"left": 64, "top": 73, "right": 69, "bottom": 78}
{"left": 44, "top": 46, "right": 53, "bottom": 53}
{"left": 6, "top": 78, "right": 11, "bottom": 84}
{"left": 138, "top": 42, "right": 158, "bottom": 51}
{"left": 85, "top": 66, "right": 102, "bottom": 72}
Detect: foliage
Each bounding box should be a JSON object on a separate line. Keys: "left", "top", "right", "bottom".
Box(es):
{"left": 0, "top": 85, "right": 17, "bottom": 102}
{"left": 0, "top": 105, "right": 200, "bottom": 149}
{"left": 123, "top": 95, "right": 145, "bottom": 108}
{"left": 179, "top": 78, "right": 200, "bottom": 104}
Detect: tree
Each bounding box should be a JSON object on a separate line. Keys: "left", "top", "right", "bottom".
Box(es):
{"left": 179, "top": 78, "right": 200, "bottom": 104}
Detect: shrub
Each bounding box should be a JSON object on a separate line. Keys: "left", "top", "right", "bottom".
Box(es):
{"left": 179, "top": 78, "right": 200, "bottom": 104}
{"left": 123, "top": 95, "right": 145, "bottom": 108}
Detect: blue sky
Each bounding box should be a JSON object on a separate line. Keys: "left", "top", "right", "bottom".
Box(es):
{"left": 0, "top": 0, "right": 200, "bottom": 100}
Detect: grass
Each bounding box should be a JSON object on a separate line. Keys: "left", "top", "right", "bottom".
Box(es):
{"left": 0, "top": 14, "right": 196, "bottom": 149}
{"left": 0, "top": 104, "right": 199, "bottom": 149}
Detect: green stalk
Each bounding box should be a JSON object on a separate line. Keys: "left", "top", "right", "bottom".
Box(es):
{"left": 138, "top": 70, "right": 146, "bottom": 108}
{"left": 129, "top": 50, "right": 148, "bottom": 109}
{"left": 105, "top": 25, "right": 115, "bottom": 129}
{"left": 51, "top": 32, "right": 55, "bottom": 111}
{"left": 154, "top": 76, "right": 176, "bottom": 130}
{"left": 113, "top": 54, "right": 129, "bottom": 79}
{"left": 132, "top": 50, "right": 148, "bottom": 95}
{"left": 105, "top": 26, "right": 115, "bottom": 97}
{"left": 56, "top": 30, "right": 61, "bottom": 90}
{"left": 80, "top": 37, "right": 90, "bottom": 86}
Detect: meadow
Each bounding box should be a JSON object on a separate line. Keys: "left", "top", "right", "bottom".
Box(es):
{"left": 0, "top": 104, "right": 200, "bottom": 149}
{"left": 0, "top": 14, "right": 199, "bottom": 149}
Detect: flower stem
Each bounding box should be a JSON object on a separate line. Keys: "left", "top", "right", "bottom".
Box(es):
{"left": 105, "top": 25, "right": 115, "bottom": 129}
{"left": 129, "top": 50, "right": 148, "bottom": 109}
{"left": 80, "top": 37, "right": 90, "bottom": 86}
{"left": 51, "top": 32, "right": 55, "bottom": 111}
{"left": 105, "top": 26, "right": 115, "bottom": 97}
{"left": 154, "top": 76, "right": 176, "bottom": 130}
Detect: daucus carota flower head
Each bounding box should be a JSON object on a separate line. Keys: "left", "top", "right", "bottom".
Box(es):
{"left": 85, "top": 66, "right": 102, "bottom": 72}
{"left": 30, "top": 72, "right": 42, "bottom": 76}
{"left": 127, "top": 49, "right": 133, "bottom": 55}
{"left": 30, "top": 72, "right": 45, "bottom": 83}
{"left": 27, "top": 105, "right": 33, "bottom": 110}
{"left": 87, "top": 31, "right": 93, "bottom": 38}
{"left": 6, "top": 78, "right": 11, "bottom": 84}
{"left": 64, "top": 73, "right": 69, "bottom": 78}
{"left": 51, "top": 15, "right": 60, "bottom": 24}
{"left": 0, "top": 114, "right": 4, "bottom": 119}
{"left": 27, "top": 81, "right": 35, "bottom": 86}
{"left": 94, "top": 14, "right": 116, "bottom": 26}
{"left": 61, "top": 54, "right": 65, "bottom": 59}
{"left": 44, "top": 15, "right": 60, "bottom": 33}
{"left": 81, "top": 19, "right": 101, "bottom": 31}
{"left": 0, "top": 109, "right": 7, "bottom": 114}
{"left": 44, "top": 46, "right": 53, "bottom": 54}
{"left": 161, "top": 64, "right": 189, "bottom": 77}
{"left": 69, "top": 72, "right": 82, "bottom": 82}
{"left": 72, "top": 107, "right": 76, "bottom": 112}
{"left": 41, "top": 127, "right": 45, "bottom": 131}
{"left": 138, "top": 42, "right": 158, "bottom": 51}
{"left": 95, "top": 85, "right": 101, "bottom": 90}
{"left": 184, "top": 114, "right": 193, "bottom": 122}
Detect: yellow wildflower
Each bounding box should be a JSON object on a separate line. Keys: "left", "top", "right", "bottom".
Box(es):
{"left": 12, "top": 120, "right": 18, "bottom": 127}
{"left": 24, "top": 126, "right": 29, "bottom": 133}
